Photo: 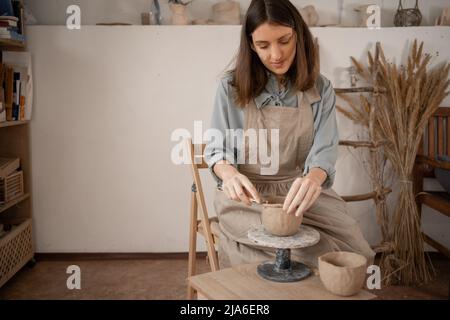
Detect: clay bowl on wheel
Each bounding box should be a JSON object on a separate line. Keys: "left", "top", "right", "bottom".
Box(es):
{"left": 318, "top": 251, "right": 368, "bottom": 297}
{"left": 260, "top": 195, "right": 303, "bottom": 237}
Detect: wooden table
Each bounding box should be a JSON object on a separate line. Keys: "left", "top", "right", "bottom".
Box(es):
{"left": 189, "top": 263, "right": 376, "bottom": 300}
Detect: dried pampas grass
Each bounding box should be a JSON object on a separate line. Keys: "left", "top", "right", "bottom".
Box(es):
{"left": 342, "top": 40, "right": 450, "bottom": 285}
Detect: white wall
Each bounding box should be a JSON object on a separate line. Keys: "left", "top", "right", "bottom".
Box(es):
{"left": 25, "top": 25, "right": 450, "bottom": 253}
{"left": 25, "top": 0, "right": 450, "bottom": 27}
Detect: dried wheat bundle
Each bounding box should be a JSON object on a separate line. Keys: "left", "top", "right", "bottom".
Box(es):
{"left": 351, "top": 40, "right": 450, "bottom": 285}
{"left": 336, "top": 94, "right": 370, "bottom": 127}
{"left": 336, "top": 91, "right": 390, "bottom": 249}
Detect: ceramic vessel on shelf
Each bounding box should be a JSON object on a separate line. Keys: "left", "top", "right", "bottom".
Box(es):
{"left": 299, "top": 5, "right": 319, "bottom": 27}
{"left": 212, "top": 0, "right": 241, "bottom": 25}
{"left": 394, "top": 0, "right": 422, "bottom": 27}
{"left": 169, "top": 1, "right": 192, "bottom": 25}
{"left": 435, "top": 7, "right": 450, "bottom": 26}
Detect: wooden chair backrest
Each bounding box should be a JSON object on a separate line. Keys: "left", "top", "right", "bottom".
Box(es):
{"left": 186, "top": 138, "right": 219, "bottom": 272}
{"left": 420, "top": 107, "right": 450, "bottom": 158}
{"left": 188, "top": 140, "right": 209, "bottom": 169}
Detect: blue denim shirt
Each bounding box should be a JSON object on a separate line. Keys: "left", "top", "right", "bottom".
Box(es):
{"left": 204, "top": 71, "right": 339, "bottom": 189}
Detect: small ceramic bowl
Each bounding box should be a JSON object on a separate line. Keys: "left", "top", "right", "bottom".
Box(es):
{"left": 318, "top": 251, "right": 367, "bottom": 297}
{"left": 261, "top": 195, "right": 303, "bottom": 237}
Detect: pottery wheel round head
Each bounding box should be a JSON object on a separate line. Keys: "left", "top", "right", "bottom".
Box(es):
{"left": 248, "top": 224, "right": 320, "bottom": 249}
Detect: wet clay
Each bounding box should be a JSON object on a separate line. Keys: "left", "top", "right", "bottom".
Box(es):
{"left": 261, "top": 195, "right": 303, "bottom": 237}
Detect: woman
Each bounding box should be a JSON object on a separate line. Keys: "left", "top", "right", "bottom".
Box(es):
{"left": 205, "top": 0, "right": 375, "bottom": 269}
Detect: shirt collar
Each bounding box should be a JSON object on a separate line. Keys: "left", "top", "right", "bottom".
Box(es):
{"left": 254, "top": 71, "right": 321, "bottom": 109}
{"left": 254, "top": 71, "right": 290, "bottom": 109}
{"left": 304, "top": 83, "right": 321, "bottom": 105}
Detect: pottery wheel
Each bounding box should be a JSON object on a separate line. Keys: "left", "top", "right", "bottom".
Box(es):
{"left": 248, "top": 224, "right": 320, "bottom": 249}
{"left": 247, "top": 225, "right": 320, "bottom": 283}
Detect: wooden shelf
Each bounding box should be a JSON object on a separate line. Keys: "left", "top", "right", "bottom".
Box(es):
{"left": 0, "top": 193, "right": 30, "bottom": 214}
{"left": 0, "top": 218, "right": 34, "bottom": 288}
{"left": 0, "top": 38, "right": 25, "bottom": 49}
{"left": 0, "top": 38, "right": 25, "bottom": 51}
{"left": 0, "top": 0, "right": 33, "bottom": 289}
{"left": 0, "top": 120, "right": 29, "bottom": 128}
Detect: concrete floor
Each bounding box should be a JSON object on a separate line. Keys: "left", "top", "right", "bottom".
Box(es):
{"left": 0, "top": 256, "right": 448, "bottom": 300}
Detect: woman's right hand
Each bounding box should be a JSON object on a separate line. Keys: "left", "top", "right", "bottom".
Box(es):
{"left": 214, "top": 161, "right": 261, "bottom": 205}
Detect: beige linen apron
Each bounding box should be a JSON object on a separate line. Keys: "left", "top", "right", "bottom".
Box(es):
{"left": 214, "top": 85, "right": 375, "bottom": 269}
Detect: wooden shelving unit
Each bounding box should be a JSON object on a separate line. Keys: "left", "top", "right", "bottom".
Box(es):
{"left": 0, "top": 120, "right": 29, "bottom": 128}
{"left": 0, "top": 193, "right": 30, "bottom": 213}
{"left": 0, "top": 38, "right": 25, "bottom": 52}
{"left": 0, "top": 0, "right": 35, "bottom": 288}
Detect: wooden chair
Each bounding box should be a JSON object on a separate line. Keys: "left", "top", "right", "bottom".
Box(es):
{"left": 186, "top": 138, "right": 220, "bottom": 299}
{"left": 413, "top": 107, "right": 450, "bottom": 258}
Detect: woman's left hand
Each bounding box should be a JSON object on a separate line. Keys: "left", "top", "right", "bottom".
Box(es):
{"left": 283, "top": 175, "right": 323, "bottom": 217}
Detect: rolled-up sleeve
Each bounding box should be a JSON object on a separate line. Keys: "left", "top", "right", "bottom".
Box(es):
{"left": 303, "top": 77, "right": 339, "bottom": 189}
{"left": 204, "top": 78, "right": 237, "bottom": 185}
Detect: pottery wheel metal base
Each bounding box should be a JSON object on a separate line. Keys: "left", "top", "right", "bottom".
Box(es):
{"left": 248, "top": 225, "right": 320, "bottom": 283}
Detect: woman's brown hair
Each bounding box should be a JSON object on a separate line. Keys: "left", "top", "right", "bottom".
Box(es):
{"left": 228, "top": 0, "right": 319, "bottom": 107}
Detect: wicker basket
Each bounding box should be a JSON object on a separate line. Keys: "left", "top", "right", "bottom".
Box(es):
{"left": 0, "top": 170, "right": 24, "bottom": 205}
{"left": 0, "top": 219, "right": 34, "bottom": 287}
